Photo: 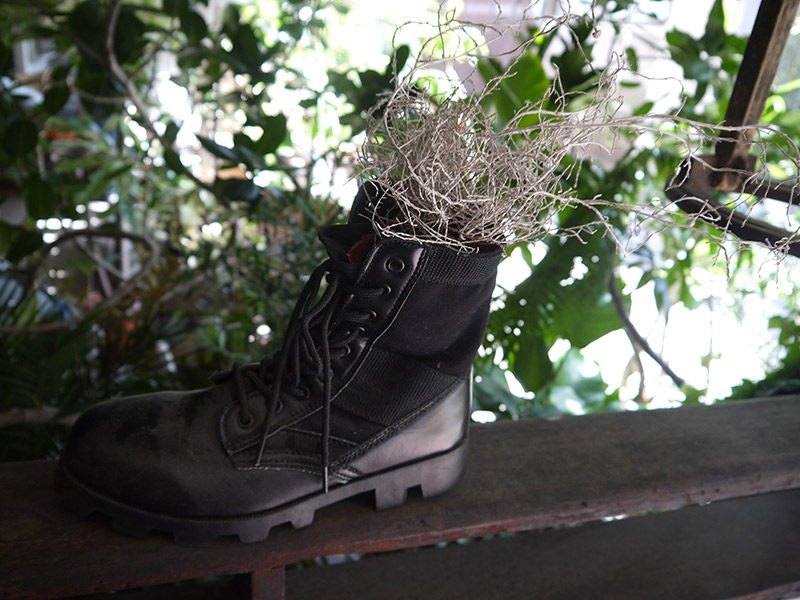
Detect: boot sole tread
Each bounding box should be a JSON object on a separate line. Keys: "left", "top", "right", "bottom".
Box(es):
{"left": 55, "top": 441, "right": 467, "bottom": 546}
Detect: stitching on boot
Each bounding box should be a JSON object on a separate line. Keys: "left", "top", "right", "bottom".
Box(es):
{"left": 329, "top": 245, "right": 427, "bottom": 401}
{"left": 331, "top": 377, "right": 464, "bottom": 468}
{"left": 222, "top": 245, "right": 431, "bottom": 458}
{"left": 229, "top": 427, "right": 358, "bottom": 458}
{"left": 221, "top": 401, "right": 323, "bottom": 453}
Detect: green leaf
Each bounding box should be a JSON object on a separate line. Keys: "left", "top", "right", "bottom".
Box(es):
{"left": 684, "top": 59, "right": 715, "bottom": 83}
{"left": 6, "top": 230, "right": 44, "bottom": 263}
{"left": 255, "top": 114, "right": 287, "bottom": 155}
{"left": 547, "top": 349, "right": 611, "bottom": 414}
{"left": 177, "top": 47, "right": 204, "bottom": 70}
{"left": 3, "top": 118, "right": 39, "bottom": 158}
{"left": 14, "top": 294, "right": 39, "bottom": 328}
{"left": 73, "top": 161, "right": 131, "bottom": 205}
{"left": 513, "top": 337, "right": 552, "bottom": 394}
{"left": 703, "top": 0, "right": 726, "bottom": 54}
{"left": 549, "top": 34, "right": 594, "bottom": 92}
{"left": 163, "top": 0, "right": 188, "bottom": 17}
{"left": 506, "top": 232, "right": 619, "bottom": 346}
{"left": 633, "top": 101, "right": 654, "bottom": 116}
{"left": 180, "top": 10, "right": 208, "bottom": 45}
{"left": 473, "top": 358, "right": 521, "bottom": 419}
{"left": 327, "top": 70, "right": 357, "bottom": 95}
{"left": 215, "top": 177, "right": 262, "bottom": 203}
{"left": 67, "top": 0, "right": 105, "bottom": 58}
{"left": 196, "top": 134, "right": 239, "bottom": 163}
{"left": 769, "top": 316, "right": 786, "bottom": 329}
{"left": 387, "top": 45, "right": 410, "bottom": 76}
{"left": 223, "top": 4, "right": 240, "bottom": 32}
{"left": 43, "top": 86, "right": 71, "bottom": 115}
{"left": 0, "top": 223, "right": 14, "bottom": 254}
{"left": 64, "top": 254, "right": 99, "bottom": 275}
{"left": 112, "top": 8, "right": 148, "bottom": 66}
{"left": 23, "top": 176, "right": 55, "bottom": 220}
{"left": 228, "top": 21, "right": 263, "bottom": 74}
{"left": 232, "top": 133, "right": 266, "bottom": 170}
{"left": 666, "top": 29, "right": 693, "bottom": 49}
{"left": 560, "top": 294, "right": 621, "bottom": 348}
{"left": 163, "top": 121, "right": 180, "bottom": 146}
{"left": 480, "top": 54, "right": 549, "bottom": 125}
{"left": 163, "top": 148, "right": 185, "bottom": 173}
{"left": 357, "top": 69, "right": 384, "bottom": 90}
{"left": 624, "top": 47, "right": 638, "bottom": 72}
{"left": 281, "top": 20, "right": 304, "bottom": 41}
{"left": 490, "top": 207, "right": 624, "bottom": 396}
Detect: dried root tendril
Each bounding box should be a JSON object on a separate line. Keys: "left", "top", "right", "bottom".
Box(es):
{"left": 355, "top": 5, "right": 800, "bottom": 259}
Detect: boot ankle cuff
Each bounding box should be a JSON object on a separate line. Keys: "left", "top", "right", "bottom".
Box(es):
{"left": 418, "top": 245, "right": 503, "bottom": 286}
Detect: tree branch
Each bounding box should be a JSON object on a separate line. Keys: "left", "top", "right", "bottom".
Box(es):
{"left": 608, "top": 275, "right": 686, "bottom": 389}
{"left": 69, "top": 82, "right": 127, "bottom": 104}
{"left": 105, "top": 0, "right": 215, "bottom": 195}
{"left": 0, "top": 228, "right": 160, "bottom": 335}
{"left": 31, "top": 0, "right": 106, "bottom": 66}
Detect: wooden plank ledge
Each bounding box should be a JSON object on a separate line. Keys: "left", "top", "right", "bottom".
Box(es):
{"left": 2, "top": 394, "right": 800, "bottom": 599}
{"left": 286, "top": 487, "right": 800, "bottom": 600}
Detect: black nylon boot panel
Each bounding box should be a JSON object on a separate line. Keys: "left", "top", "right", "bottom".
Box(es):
{"left": 333, "top": 348, "right": 458, "bottom": 426}
{"left": 228, "top": 404, "right": 384, "bottom": 468}
{"left": 341, "top": 377, "right": 470, "bottom": 480}
{"left": 376, "top": 247, "right": 501, "bottom": 377}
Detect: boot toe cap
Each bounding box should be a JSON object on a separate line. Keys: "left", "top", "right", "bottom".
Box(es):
{"left": 59, "top": 394, "right": 205, "bottom": 515}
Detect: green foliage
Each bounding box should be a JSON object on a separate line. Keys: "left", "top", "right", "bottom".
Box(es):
{"left": 666, "top": 0, "right": 747, "bottom": 120}
{"left": 473, "top": 0, "right": 800, "bottom": 419}
{"left": 3, "top": 0, "right": 800, "bottom": 460}
{"left": 327, "top": 44, "right": 411, "bottom": 133}
{"left": 0, "top": 0, "right": 401, "bottom": 460}
{"left": 730, "top": 316, "right": 800, "bottom": 399}
{"left": 490, "top": 209, "right": 621, "bottom": 392}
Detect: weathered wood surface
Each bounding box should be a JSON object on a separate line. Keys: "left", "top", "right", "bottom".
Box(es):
{"left": 715, "top": 0, "right": 800, "bottom": 170}
{"left": 2, "top": 395, "right": 800, "bottom": 599}
{"left": 287, "top": 487, "right": 800, "bottom": 600}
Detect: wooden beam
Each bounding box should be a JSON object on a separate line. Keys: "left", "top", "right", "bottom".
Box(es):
{"left": 250, "top": 568, "right": 285, "bottom": 600}
{"left": 3, "top": 395, "right": 800, "bottom": 598}
{"left": 286, "top": 488, "right": 800, "bottom": 600}
{"left": 715, "top": 0, "right": 800, "bottom": 175}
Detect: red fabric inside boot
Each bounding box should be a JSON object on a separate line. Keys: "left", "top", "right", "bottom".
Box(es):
{"left": 347, "top": 234, "right": 376, "bottom": 264}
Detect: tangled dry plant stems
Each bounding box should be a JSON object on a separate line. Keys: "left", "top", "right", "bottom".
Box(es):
{"left": 356, "top": 3, "right": 800, "bottom": 259}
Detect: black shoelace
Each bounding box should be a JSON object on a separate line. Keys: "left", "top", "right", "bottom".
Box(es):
{"left": 224, "top": 258, "right": 386, "bottom": 493}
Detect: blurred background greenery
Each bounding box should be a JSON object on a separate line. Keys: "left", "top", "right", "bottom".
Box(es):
{"left": 2, "top": 0, "right": 800, "bottom": 461}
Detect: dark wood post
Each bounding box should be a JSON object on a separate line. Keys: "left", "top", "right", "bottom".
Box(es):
{"left": 250, "top": 567, "right": 286, "bottom": 600}
{"left": 714, "top": 0, "right": 800, "bottom": 187}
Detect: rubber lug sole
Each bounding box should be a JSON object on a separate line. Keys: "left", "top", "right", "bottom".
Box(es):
{"left": 55, "top": 441, "right": 467, "bottom": 546}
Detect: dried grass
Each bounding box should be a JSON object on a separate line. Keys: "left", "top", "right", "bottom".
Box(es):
{"left": 355, "top": 4, "right": 800, "bottom": 258}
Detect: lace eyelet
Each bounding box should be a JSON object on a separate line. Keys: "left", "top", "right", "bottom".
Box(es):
{"left": 295, "top": 384, "right": 311, "bottom": 399}
{"left": 238, "top": 412, "right": 255, "bottom": 429}
{"left": 386, "top": 257, "right": 406, "bottom": 273}
{"left": 381, "top": 284, "right": 392, "bottom": 295}
{"left": 275, "top": 400, "right": 284, "bottom": 415}
{"left": 367, "top": 310, "right": 378, "bottom": 320}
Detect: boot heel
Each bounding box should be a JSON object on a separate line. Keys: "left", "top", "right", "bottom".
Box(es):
{"left": 372, "top": 441, "right": 468, "bottom": 510}
{"left": 374, "top": 484, "right": 409, "bottom": 511}
{"left": 419, "top": 442, "right": 468, "bottom": 499}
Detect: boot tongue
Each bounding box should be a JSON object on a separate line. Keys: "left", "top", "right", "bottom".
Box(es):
{"left": 319, "top": 181, "right": 397, "bottom": 278}
{"left": 348, "top": 181, "right": 399, "bottom": 226}
{"left": 346, "top": 232, "right": 375, "bottom": 264}
{"left": 318, "top": 223, "right": 375, "bottom": 281}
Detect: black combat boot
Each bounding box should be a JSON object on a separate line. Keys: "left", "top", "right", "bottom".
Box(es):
{"left": 56, "top": 184, "right": 502, "bottom": 544}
